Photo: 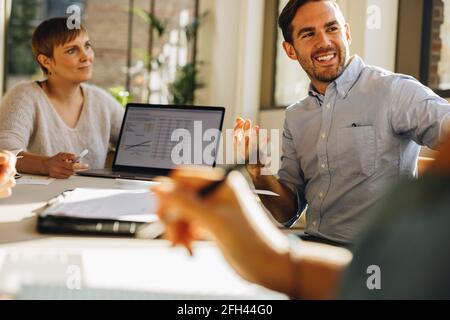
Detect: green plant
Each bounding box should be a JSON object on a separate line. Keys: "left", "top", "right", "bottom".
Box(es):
{"left": 169, "top": 63, "right": 204, "bottom": 105}
{"left": 131, "top": 6, "right": 208, "bottom": 105}
{"left": 8, "top": 0, "right": 40, "bottom": 75}
{"left": 108, "top": 86, "right": 132, "bottom": 107}
{"left": 132, "top": 7, "right": 167, "bottom": 38}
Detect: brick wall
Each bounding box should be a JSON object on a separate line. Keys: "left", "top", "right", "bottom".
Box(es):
{"left": 429, "top": 0, "right": 444, "bottom": 88}
{"left": 83, "top": 0, "right": 196, "bottom": 102}
{"left": 84, "top": 0, "right": 151, "bottom": 91}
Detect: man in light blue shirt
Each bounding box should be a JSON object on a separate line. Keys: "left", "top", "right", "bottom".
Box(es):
{"left": 235, "top": 0, "right": 450, "bottom": 245}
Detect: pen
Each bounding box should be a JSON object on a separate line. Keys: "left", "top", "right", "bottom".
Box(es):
{"left": 198, "top": 164, "right": 246, "bottom": 198}
{"left": 74, "top": 149, "right": 89, "bottom": 163}
{"left": 136, "top": 165, "right": 246, "bottom": 242}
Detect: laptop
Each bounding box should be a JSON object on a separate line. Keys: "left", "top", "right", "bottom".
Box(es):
{"left": 78, "top": 103, "right": 225, "bottom": 180}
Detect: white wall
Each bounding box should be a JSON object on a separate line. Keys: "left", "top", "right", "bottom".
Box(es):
{"left": 363, "top": 0, "right": 399, "bottom": 71}
{"left": 196, "top": 0, "right": 265, "bottom": 130}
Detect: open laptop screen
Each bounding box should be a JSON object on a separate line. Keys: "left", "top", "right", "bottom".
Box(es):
{"left": 113, "top": 104, "right": 225, "bottom": 171}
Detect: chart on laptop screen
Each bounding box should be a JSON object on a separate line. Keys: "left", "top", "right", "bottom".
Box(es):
{"left": 115, "top": 106, "right": 223, "bottom": 169}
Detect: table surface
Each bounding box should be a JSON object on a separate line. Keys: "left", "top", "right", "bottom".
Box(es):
{"left": 0, "top": 175, "right": 287, "bottom": 299}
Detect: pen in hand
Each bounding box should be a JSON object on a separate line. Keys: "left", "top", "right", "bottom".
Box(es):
{"left": 154, "top": 165, "right": 246, "bottom": 256}
{"left": 74, "top": 149, "right": 89, "bottom": 163}
{"left": 198, "top": 164, "right": 246, "bottom": 198}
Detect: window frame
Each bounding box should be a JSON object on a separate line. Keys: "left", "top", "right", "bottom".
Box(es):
{"left": 259, "top": 0, "right": 279, "bottom": 110}
{"left": 1, "top": 0, "right": 12, "bottom": 96}
{"left": 420, "top": 0, "right": 450, "bottom": 97}
{"left": 396, "top": 0, "right": 450, "bottom": 98}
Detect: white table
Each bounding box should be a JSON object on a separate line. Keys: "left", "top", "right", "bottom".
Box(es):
{"left": 0, "top": 175, "right": 286, "bottom": 299}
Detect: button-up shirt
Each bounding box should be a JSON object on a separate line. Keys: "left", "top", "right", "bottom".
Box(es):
{"left": 278, "top": 55, "right": 450, "bottom": 244}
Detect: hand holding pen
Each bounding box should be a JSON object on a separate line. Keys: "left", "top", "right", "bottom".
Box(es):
{"left": 74, "top": 149, "right": 89, "bottom": 163}
{"left": 42, "top": 151, "right": 90, "bottom": 179}
{"left": 153, "top": 165, "right": 245, "bottom": 256}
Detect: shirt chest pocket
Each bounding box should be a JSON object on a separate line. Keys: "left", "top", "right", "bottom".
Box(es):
{"left": 336, "top": 126, "right": 376, "bottom": 177}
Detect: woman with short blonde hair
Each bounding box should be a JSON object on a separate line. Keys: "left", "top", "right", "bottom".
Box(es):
{"left": 0, "top": 17, "right": 124, "bottom": 179}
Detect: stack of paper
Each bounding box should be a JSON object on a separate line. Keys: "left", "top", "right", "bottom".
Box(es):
{"left": 42, "top": 188, "right": 158, "bottom": 223}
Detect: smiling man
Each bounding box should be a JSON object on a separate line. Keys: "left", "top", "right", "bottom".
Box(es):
{"left": 234, "top": 0, "right": 450, "bottom": 246}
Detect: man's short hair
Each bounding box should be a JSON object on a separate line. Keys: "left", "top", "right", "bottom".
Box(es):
{"left": 32, "top": 17, "right": 87, "bottom": 74}
{"left": 278, "top": 0, "right": 339, "bottom": 44}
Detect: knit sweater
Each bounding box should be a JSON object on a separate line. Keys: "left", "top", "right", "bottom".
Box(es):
{"left": 0, "top": 81, "right": 124, "bottom": 169}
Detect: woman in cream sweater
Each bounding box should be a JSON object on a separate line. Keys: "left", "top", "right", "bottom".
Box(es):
{"left": 0, "top": 17, "right": 124, "bottom": 179}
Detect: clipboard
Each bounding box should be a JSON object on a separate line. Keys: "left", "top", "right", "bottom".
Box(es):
{"left": 35, "top": 188, "right": 164, "bottom": 238}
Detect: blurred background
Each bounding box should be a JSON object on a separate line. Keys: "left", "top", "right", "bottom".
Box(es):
{"left": 0, "top": 0, "right": 449, "bottom": 163}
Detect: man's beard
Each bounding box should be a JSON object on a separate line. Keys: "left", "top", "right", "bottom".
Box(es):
{"left": 299, "top": 46, "right": 347, "bottom": 83}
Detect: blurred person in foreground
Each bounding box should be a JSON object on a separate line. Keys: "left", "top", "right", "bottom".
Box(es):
{"left": 154, "top": 133, "right": 450, "bottom": 299}
{"left": 0, "top": 151, "right": 17, "bottom": 198}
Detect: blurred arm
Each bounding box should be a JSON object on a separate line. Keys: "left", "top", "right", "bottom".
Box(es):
{"left": 155, "top": 168, "right": 352, "bottom": 299}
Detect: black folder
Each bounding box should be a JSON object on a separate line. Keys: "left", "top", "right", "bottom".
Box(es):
{"left": 36, "top": 189, "right": 164, "bottom": 238}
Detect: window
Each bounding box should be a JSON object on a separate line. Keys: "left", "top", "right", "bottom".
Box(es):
{"left": 397, "top": 0, "right": 450, "bottom": 98}
{"left": 423, "top": 0, "right": 450, "bottom": 96}
{"left": 273, "top": 0, "right": 310, "bottom": 108}
{"left": 260, "top": 0, "right": 310, "bottom": 109}
{"left": 5, "top": 0, "right": 84, "bottom": 90}
{"left": 4, "top": 0, "right": 200, "bottom": 104}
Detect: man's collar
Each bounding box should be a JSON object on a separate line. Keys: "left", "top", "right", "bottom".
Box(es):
{"left": 308, "top": 55, "right": 365, "bottom": 99}
{"left": 334, "top": 55, "right": 365, "bottom": 98}
{"left": 308, "top": 84, "right": 323, "bottom": 99}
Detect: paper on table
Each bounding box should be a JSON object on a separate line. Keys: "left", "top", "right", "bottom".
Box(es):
{"left": 115, "top": 178, "right": 161, "bottom": 190}
{"left": 42, "top": 188, "right": 158, "bottom": 223}
{"left": 16, "top": 175, "right": 55, "bottom": 185}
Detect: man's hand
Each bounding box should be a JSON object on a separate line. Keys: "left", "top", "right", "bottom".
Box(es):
{"left": 233, "top": 117, "right": 269, "bottom": 179}
{"left": 0, "top": 151, "right": 17, "bottom": 198}
{"left": 43, "top": 152, "right": 89, "bottom": 179}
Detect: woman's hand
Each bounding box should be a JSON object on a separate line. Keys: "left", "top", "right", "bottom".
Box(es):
{"left": 0, "top": 151, "right": 17, "bottom": 198}
{"left": 43, "top": 152, "right": 89, "bottom": 179}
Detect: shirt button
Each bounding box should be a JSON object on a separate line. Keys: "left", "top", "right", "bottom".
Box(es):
{"left": 321, "top": 163, "right": 326, "bottom": 169}
{"left": 321, "top": 133, "right": 326, "bottom": 139}
{"left": 326, "top": 104, "right": 331, "bottom": 109}
{"left": 313, "top": 221, "right": 318, "bottom": 227}
{"left": 319, "top": 193, "right": 324, "bottom": 199}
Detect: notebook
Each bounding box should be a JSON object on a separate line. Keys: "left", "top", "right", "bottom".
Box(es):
{"left": 36, "top": 188, "right": 162, "bottom": 237}
{"left": 78, "top": 103, "right": 225, "bottom": 181}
